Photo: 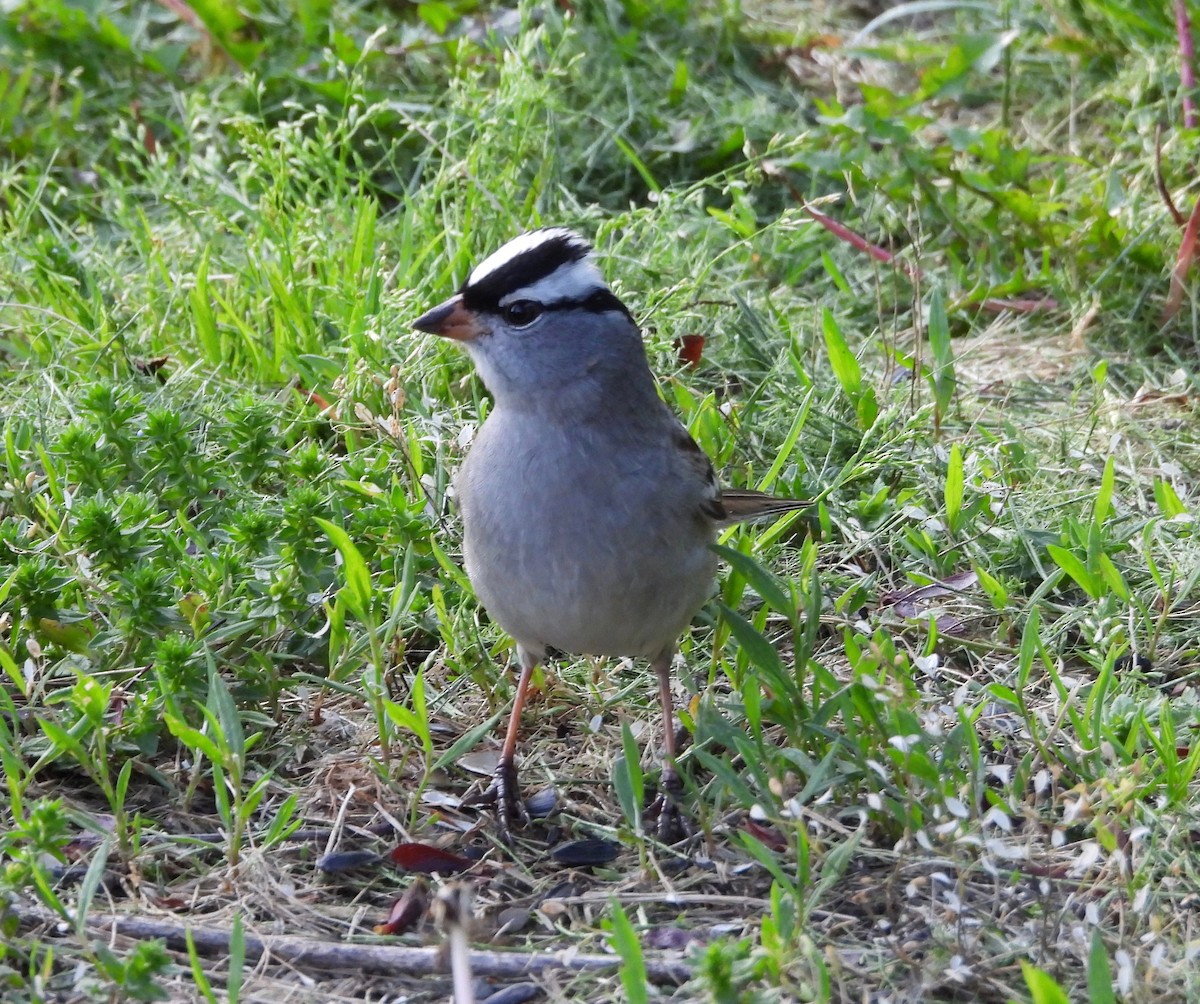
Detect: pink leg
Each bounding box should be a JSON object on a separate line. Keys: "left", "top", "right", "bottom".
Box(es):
{"left": 651, "top": 649, "right": 691, "bottom": 842}
{"left": 488, "top": 648, "right": 538, "bottom": 841}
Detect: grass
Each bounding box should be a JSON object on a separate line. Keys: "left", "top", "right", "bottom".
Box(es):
{"left": 1, "top": 0, "right": 1199, "bottom": 1000}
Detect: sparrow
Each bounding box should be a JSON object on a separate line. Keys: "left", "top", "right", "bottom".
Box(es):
{"left": 414, "top": 228, "right": 808, "bottom": 841}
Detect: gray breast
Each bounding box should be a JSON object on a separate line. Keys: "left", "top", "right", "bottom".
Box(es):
{"left": 455, "top": 411, "right": 717, "bottom": 659}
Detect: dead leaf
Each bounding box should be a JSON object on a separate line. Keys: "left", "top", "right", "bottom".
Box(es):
{"left": 388, "top": 843, "right": 474, "bottom": 875}
{"left": 375, "top": 879, "right": 429, "bottom": 936}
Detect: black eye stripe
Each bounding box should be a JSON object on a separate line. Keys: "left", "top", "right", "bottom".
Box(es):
{"left": 541, "top": 289, "right": 633, "bottom": 318}
{"left": 493, "top": 289, "right": 633, "bottom": 324}
{"left": 577, "top": 289, "right": 633, "bottom": 317}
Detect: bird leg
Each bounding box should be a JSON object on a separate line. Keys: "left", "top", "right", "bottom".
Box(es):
{"left": 649, "top": 650, "right": 692, "bottom": 843}
{"left": 467, "top": 652, "right": 536, "bottom": 842}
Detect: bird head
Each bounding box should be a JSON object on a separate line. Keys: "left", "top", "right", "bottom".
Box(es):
{"left": 414, "top": 228, "right": 652, "bottom": 411}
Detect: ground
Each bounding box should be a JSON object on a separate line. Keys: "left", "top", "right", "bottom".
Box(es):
{"left": 1, "top": 1, "right": 1200, "bottom": 1002}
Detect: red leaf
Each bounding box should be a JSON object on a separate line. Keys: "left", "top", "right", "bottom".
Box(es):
{"left": 675, "top": 334, "right": 705, "bottom": 368}
{"left": 132, "top": 355, "right": 171, "bottom": 381}
{"left": 744, "top": 819, "right": 788, "bottom": 852}
{"left": 388, "top": 843, "right": 474, "bottom": 874}
{"left": 129, "top": 101, "right": 157, "bottom": 156}
{"left": 375, "top": 879, "right": 429, "bottom": 936}
{"left": 804, "top": 206, "right": 920, "bottom": 279}
{"left": 294, "top": 382, "right": 333, "bottom": 414}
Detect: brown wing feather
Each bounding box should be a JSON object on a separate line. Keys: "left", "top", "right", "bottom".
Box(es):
{"left": 672, "top": 426, "right": 727, "bottom": 521}
{"left": 672, "top": 426, "right": 810, "bottom": 526}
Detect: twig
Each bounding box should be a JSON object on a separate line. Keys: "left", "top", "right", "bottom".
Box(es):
{"left": 434, "top": 884, "right": 476, "bottom": 1004}
{"left": 1162, "top": 194, "right": 1200, "bottom": 322}
{"left": 803, "top": 206, "right": 921, "bottom": 279}
{"left": 976, "top": 296, "right": 1058, "bottom": 314}
{"left": 1154, "top": 124, "right": 1186, "bottom": 227}
{"left": 1175, "top": 0, "right": 1198, "bottom": 129}
{"left": 15, "top": 906, "right": 692, "bottom": 984}
{"left": 792, "top": 185, "right": 1055, "bottom": 315}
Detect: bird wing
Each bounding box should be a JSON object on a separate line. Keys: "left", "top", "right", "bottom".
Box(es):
{"left": 670, "top": 425, "right": 727, "bottom": 521}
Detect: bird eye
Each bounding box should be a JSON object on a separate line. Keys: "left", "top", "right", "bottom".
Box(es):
{"left": 502, "top": 300, "right": 542, "bottom": 327}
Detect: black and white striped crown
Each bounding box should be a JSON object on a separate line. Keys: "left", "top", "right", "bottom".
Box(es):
{"left": 460, "top": 228, "right": 625, "bottom": 316}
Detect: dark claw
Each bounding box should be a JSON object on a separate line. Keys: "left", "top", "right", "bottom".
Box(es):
{"left": 464, "top": 758, "right": 529, "bottom": 842}
{"left": 648, "top": 764, "right": 693, "bottom": 844}
{"left": 495, "top": 757, "right": 530, "bottom": 839}
{"left": 649, "top": 795, "right": 691, "bottom": 843}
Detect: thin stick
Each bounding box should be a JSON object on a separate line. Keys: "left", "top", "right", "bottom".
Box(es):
{"left": 435, "top": 884, "right": 477, "bottom": 1004}
{"left": 1154, "top": 124, "right": 1186, "bottom": 227}
{"left": 15, "top": 906, "right": 692, "bottom": 984}
{"left": 803, "top": 204, "right": 1055, "bottom": 314}
{"left": 1176, "top": 0, "right": 1198, "bottom": 129}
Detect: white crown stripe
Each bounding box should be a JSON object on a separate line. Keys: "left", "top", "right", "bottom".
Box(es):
{"left": 498, "top": 259, "right": 607, "bottom": 307}
{"left": 468, "top": 227, "right": 591, "bottom": 286}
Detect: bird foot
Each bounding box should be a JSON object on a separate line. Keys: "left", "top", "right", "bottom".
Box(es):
{"left": 646, "top": 765, "right": 693, "bottom": 844}
{"left": 463, "top": 757, "right": 529, "bottom": 843}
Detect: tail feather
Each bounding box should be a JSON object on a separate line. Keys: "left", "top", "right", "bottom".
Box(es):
{"left": 717, "top": 489, "right": 811, "bottom": 527}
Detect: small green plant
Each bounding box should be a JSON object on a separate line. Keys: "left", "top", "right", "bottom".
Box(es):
{"left": 317, "top": 516, "right": 398, "bottom": 773}
{"left": 605, "top": 901, "right": 649, "bottom": 1004}
{"left": 925, "top": 288, "right": 957, "bottom": 433}
{"left": 1045, "top": 456, "right": 1131, "bottom": 602}
{"left": 35, "top": 677, "right": 137, "bottom": 860}
{"left": 2, "top": 797, "right": 73, "bottom": 918}
{"left": 89, "top": 939, "right": 171, "bottom": 1003}
{"left": 164, "top": 665, "right": 272, "bottom": 871}
{"left": 693, "top": 937, "right": 756, "bottom": 1004}
{"left": 612, "top": 720, "right": 646, "bottom": 834}
{"left": 820, "top": 307, "right": 878, "bottom": 430}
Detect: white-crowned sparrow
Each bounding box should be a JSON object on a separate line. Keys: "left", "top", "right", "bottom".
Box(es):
{"left": 414, "top": 228, "right": 808, "bottom": 841}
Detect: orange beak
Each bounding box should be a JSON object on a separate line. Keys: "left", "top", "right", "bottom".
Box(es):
{"left": 413, "top": 294, "right": 484, "bottom": 342}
